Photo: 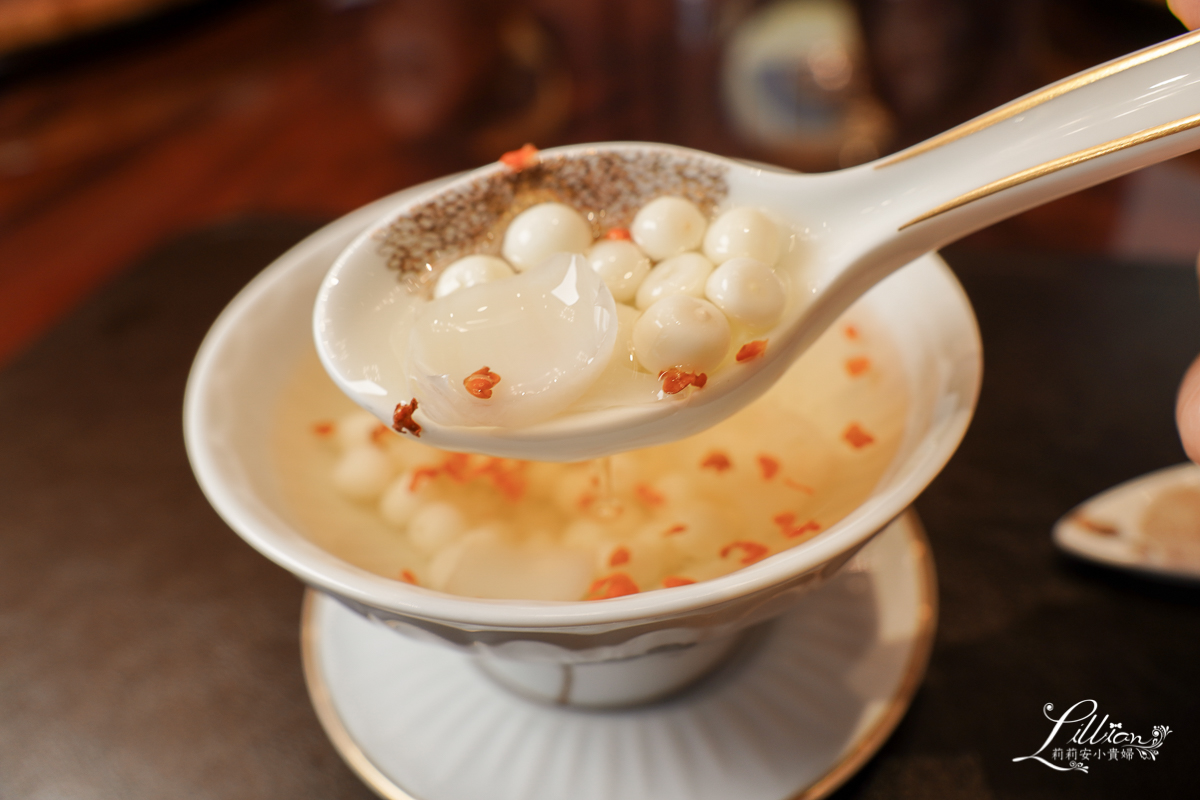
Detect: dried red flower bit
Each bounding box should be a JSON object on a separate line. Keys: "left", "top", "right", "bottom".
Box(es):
{"left": 585, "top": 573, "right": 639, "bottom": 600}
{"left": 312, "top": 421, "right": 335, "bottom": 437}
{"left": 844, "top": 324, "right": 859, "bottom": 340}
{"left": 736, "top": 340, "right": 768, "bottom": 363}
{"left": 496, "top": 477, "right": 526, "bottom": 501}
{"left": 843, "top": 423, "right": 875, "bottom": 449}
{"left": 774, "top": 512, "right": 821, "bottom": 539}
{"left": 757, "top": 455, "right": 780, "bottom": 480}
{"left": 783, "top": 478, "right": 814, "bottom": 494}
{"left": 662, "top": 523, "right": 688, "bottom": 537}
{"left": 499, "top": 143, "right": 539, "bottom": 171}
{"left": 635, "top": 483, "right": 665, "bottom": 507}
{"left": 845, "top": 356, "right": 870, "bottom": 376}
{"left": 442, "top": 453, "right": 472, "bottom": 482}
{"left": 786, "top": 520, "right": 821, "bottom": 539}
{"left": 608, "top": 546, "right": 631, "bottom": 567}
{"left": 719, "top": 540, "right": 770, "bottom": 565}
{"left": 464, "top": 366, "right": 502, "bottom": 399}
{"left": 496, "top": 475, "right": 525, "bottom": 501}
{"left": 408, "top": 452, "right": 529, "bottom": 499}
{"left": 663, "top": 576, "right": 696, "bottom": 588}
{"left": 409, "top": 465, "right": 442, "bottom": 492}
{"left": 700, "top": 451, "right": 732, "bottom": 472}
{"left": 399, "top": 569, "right": 419, "bottom": 585}
{"left": 604, "top": 227, "right": 632, "bottom": 240}
{"left": 393, "top": 398, "right": 421, "bottom": 437}
{"left": 476, "top": 458, "right": 527, "bottom": 501}
{"left": 659, "top": 368, "right": 708, "bottom": 395}
{"left": 409, "top": 454, "right": 470, "bottom": 491}
{"left": 370, "top": 423, "right": 392, "bottom": 445}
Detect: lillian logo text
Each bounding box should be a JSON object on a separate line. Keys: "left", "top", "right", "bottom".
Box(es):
{"left": 1012, "top": 700, "right": 1170, "bottom": 773}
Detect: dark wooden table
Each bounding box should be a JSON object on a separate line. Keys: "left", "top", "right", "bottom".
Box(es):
{"left": 0, "top": 218, "right": 1197, "bottom": 799}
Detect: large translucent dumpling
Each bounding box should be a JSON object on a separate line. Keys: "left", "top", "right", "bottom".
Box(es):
{"left": 404, "top": 253, "right": 619, "bottom": 428}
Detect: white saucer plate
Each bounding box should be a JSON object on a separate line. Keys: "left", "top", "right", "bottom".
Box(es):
{"left": 301, "top": 510, "right": 936, "bottom": 800}
{"left": 1054, "top": 462, "right": 1200, "bottom": 581}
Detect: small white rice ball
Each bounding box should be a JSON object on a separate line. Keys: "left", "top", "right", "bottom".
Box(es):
{"left": 634, "top": 252, "right": 714, "bottom": 310}
{"left": 607, "top": 302, "right": 641, "bottom": 372}
{"left": 522, "top": 461, "right": 561, "bottom": 496}
{"left": 407, "top": 502, "right": 466, "bottom": 554}
{"left": 704, "top": 257, "right": 786, "bottom": 330}
{"left": 442, "top": 535, "right": 594, "bottom": 601}
{"left": 703, "top": 207, "right": 781, "bottom": 266}
{"left": 631, "top": 197, "right": 707, "bottom": 260}
{"left": 552, "top": 468, "right": 600, "bottom": 516}
{"left": 428, "top": 526, "right": 505, "bottom": 591}
{"left": 632, "top": 295, "right": 731, "bottom": 374}
{"left": 385, "top": 437, "right": 445, "bottom": 472}
{"left": 378, "top": 470, "right": 425, "bottom": 527}
{"left": 428, "top": 541, "right": 467, "bottom": 591}
{"left": 433, "top": 255, "right": 514, "bottom": 298}
{"left": 501, "top": 202, "right": 593, "bottom": 272}
{"left": 335, "top": 410, "right": 383, "bottom": 451}
{"left": 587, "top": 240, "right": 650, "bottom": 304}
{"left": 331, "top": 445, "right": 395, "bottom": 501}
{"left": 563, "top": 518, "right": 609, "bottom": 549}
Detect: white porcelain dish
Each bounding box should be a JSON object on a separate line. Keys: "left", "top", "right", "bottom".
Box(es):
{"left": 183, "top": 176, "right": 979, "bottom": 677}
{"left": 1054, "top": 462, "right": 1200, "bottom": 581}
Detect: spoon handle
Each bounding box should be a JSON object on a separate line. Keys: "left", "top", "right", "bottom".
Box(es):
{"left": 845, "top": 29, "right": 1200, "bottom": 272}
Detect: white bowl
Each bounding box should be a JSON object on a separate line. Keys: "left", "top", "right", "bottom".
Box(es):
{"left": 184, "top": 178, "right": 980, "bottom": 703}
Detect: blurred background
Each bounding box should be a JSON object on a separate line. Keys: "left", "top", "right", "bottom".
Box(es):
{"left": 1, "top": 0, "right": 1198, "bottom": 367}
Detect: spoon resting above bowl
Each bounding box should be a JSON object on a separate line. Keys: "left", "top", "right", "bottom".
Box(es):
{"left": 316, "top": 29, "right": 1200, "bottom": 462}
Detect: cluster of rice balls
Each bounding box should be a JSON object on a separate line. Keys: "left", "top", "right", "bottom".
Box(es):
{"left": 433, "top": 197, "right": 788, "bottom": 382}
{"left": 317, "top": 402, "right": 838, "bottom": 601}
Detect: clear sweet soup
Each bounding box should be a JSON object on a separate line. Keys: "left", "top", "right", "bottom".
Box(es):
{"left": 272, "top": 308, "right": 906, "bottom": 602}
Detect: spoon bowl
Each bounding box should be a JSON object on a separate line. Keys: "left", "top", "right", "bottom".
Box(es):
{"left": 317, "top": 30, "right": 1200, "bottom": 461}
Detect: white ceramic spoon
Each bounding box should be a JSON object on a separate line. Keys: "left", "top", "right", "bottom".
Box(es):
{"left": 316, "top": 30, "right": 1200, "bottom": 461}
